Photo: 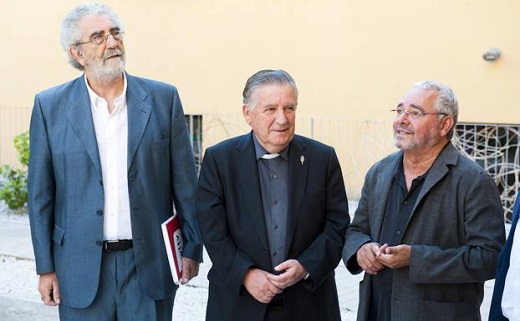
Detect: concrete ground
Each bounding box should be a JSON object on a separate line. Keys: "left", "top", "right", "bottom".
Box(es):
{"left": 0, "top": 209, "right": 495, "bottom": 321}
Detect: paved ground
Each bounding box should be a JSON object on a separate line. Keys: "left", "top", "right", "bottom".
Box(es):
{"left": 0, "top": 208, "right": 495, "bottom": 321}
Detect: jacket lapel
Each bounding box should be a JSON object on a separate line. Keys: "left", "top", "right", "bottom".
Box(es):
{"left": 66, "top": 76, "right": 101, "bottom": 170}
{"left": 236, "top": 133, "right": 269, "bottom": 251}
{"left": 406, "top": 143, "right": 458, "bottom": 229}
{"left": 286, "top": 136, "right": 308, "bottom": 253}
{"left": 126, "top": 74, "right": 152, "bottom": 171}
{"left": 372, "top": 153, "right": 400, "bottom": 240}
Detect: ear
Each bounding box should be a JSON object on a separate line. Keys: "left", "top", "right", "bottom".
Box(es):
{"left": 243, "top": 105, "right": 252, "bottom": 126}
{"left": 69, "top": 47, "right": 85, "bottom": 67}
{"left": 439, "top": 115, "right": 455, "bottom": 137}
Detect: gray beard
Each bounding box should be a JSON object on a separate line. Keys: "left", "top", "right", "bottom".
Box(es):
{"left": 89, "top": 58, "right": 125, "bottom": 83}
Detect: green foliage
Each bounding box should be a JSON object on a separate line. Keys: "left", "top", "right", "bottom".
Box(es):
{"left": 0, "top": 131, "right": 29, "bottom": 211}
{"left": 0, "top": 165, "right": 28, "bottom": 210}
{"left": 14, "top": 131, "right": 29, "bottom": 167}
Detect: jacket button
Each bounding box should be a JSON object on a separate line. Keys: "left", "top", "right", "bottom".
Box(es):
{"left": 96, "top": 210, "right": 103, "bottom": 216}
{"left": 96, "top": 240, "right": 103, "bottom": 246}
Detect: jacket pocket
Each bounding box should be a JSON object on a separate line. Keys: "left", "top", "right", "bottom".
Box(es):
{"left": 52, "top": 225, "right": 65, "bottom": 245}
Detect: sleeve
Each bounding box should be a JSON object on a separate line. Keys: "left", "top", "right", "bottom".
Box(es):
{"left": 195, "top": 149, "right": 255, "bottom": 295}
{"left": 169, "top": 87, "right": 203, "bottom": 262}
{"left": 343, "top": 165, "right": 377, "bottom": 275}
{"left": 28, "top": 94, "right": 57, "bottom": 275}
{"left": 296, "top": 147, "right": 351, "bottom": 290}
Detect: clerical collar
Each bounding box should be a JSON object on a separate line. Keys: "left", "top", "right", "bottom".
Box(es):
{"left": 252, "top": 133, "right": 289, "bottom": 160}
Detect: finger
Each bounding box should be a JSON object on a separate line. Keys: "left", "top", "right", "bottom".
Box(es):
{"left": 181, "top": 269, "right": 191, "bottom": 284}
{"left": 382, "top": 245, "right": 394, "bottom": 255}
{"left": 364, "top": 268, "right": 378, "bottom": 275}
{"left": 42, "top": 294, "right": 58, "bottom": 306}
{"left": 269, "top": 284, "right": 283, "bottom": 294}
{"left": 53, "top": 289, "right": 61, "bottom": 305}
{"left": 377, "top": 243, "right": 389, "bottom": 256}
{"left": 265, "top": 275, "right": 284, "bottom": 288}
{"left": 274, "top": 261, "right": 290, "bottom": 272}
{"left": 181, "top": 264, "right": 194, "bottom": 284}
{"left": 181, "top": 260, "right": 200, "bottom": 284}
{"left": 266, "top": 277, "right": 283, "bottom": 289}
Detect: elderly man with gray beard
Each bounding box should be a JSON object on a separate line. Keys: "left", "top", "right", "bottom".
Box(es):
{"left": 28, "top": 3, "right": 202, "bottom": 321}
{"left": 343, "top": 81, "right": 505, "bottom": 321}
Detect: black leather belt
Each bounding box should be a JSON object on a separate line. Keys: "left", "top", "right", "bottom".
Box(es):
{"left": 103, "top": 240, "right": 133, "bottom": 252}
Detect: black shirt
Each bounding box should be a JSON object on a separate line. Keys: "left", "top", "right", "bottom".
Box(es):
{"left": 368, "top": 158, "right": 427, "bottom": 321}
{"left": 253, "top": 135, "right": 289, "bottom": 269}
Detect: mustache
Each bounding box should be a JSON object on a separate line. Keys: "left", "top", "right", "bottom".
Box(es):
{"left": 395, "top": 125, "right": 412, "bottom": 133}
{"left": 103, "top": 49, "right": 124, "bottom": 60}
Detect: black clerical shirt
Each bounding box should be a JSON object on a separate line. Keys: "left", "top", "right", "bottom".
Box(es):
{"left": 253, "top": 135, "right": 289, "bottom": 269}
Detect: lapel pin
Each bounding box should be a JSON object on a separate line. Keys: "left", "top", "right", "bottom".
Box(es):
{"left": 300, "top": 155, "right": 305, "bottom": 165}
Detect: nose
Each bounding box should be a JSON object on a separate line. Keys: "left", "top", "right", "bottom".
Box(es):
{"left": 396, "top": 110, "right": 411, "bottom": 121}
{"left": 274, "top": 108, "right": 288, "bottom": 124}
{"left": 105, "top": 34, "right": 119, "bottom": 48}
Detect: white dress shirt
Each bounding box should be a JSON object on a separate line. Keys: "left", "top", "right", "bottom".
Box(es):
{"left": 502, "top": 221, "right": 519, "bottom": 320}
{"left": 86, "top": 74, "right": 132, "bottom": 241}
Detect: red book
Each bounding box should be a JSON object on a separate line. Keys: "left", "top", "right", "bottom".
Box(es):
{"left": 161, "top": 213, "right": 183, "bottom": 285}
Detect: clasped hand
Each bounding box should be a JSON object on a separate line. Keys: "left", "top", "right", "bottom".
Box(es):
{"left": 243, "top": 259, "right": 308, "bottom": 304}
{"left": 356, "top": 242, "right": 411, "bottom": 275}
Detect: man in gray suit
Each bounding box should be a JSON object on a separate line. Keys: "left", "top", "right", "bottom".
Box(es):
{"left": 28, "top": 3, "right": 202, "bottom": 321}
{"left": 343, "top": 81, "right": 505, "bottom": 321}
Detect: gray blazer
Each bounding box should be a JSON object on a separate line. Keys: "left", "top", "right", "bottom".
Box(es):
{"left": 28, "top": 73, "right": 202, "bottom": 308}
{"left": 343, "top": 143, "right": 505, "bottom": 321}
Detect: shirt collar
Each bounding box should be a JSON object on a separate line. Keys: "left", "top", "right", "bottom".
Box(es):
{"left": 252, "top": 133, "right": 289, "bottom": 160}
{"left": 84, "top": 72, "right": 127, "bottom": 111}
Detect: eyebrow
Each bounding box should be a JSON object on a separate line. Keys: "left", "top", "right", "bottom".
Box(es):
{"left": 88, "top": 27, "right": 120, "bottom": 39}
{"left": 396, "top": 103, "right": 424, "bottom": 111}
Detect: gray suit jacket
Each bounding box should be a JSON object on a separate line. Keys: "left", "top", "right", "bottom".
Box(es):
{"left": 343, "top": 143, "right": 505, "bottom": 321}
{"left": 28, "top": 73, "right": 202, "bottom": 308}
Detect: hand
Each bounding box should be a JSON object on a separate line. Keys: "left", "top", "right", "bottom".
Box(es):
{"left": 356, "top": 242, "right": 385, "bottom": 275}
{"left": 39, "top": 272, "right": 61, "bottom": 306}
{"left": 243, "top": 268, "right": 283, "bottom": 304}
{"left": 180, "top": 257, "right": 200, "bottom": 285}
{"left": 376, "top": 244, "right": 411, "bottom": 269}
{"left": 267, "top": 259, "right": 308, "bottom": 289}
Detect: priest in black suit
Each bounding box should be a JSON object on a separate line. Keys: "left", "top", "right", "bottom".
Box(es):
{"left": 196, "top": 69, "right": 350, "bottom": 321}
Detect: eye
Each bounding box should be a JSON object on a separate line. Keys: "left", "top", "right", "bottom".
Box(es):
{"left": 395, "top": 109, "right": 404, "bottom": 116}
{"left": 111, "top": 30, "right": 121, "bottom": 39}
{"left": 410, "top": 111, "right": 422, "bottom": 119}
{"left": 91, "top": 33, "right": 104, "bottom": 43}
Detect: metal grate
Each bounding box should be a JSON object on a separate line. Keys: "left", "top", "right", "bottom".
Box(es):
{"left": 185, "top": 114, "right": 203, "bottom": 174}
{"left": 453, "top": 123, "right": 520, "bottom": 223}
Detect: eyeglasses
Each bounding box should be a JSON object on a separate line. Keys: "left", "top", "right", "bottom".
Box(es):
{"left": 75, "top": 30, "right": 124, "bottom": 46}
{"left": 390, "top": 108, "right": 447, "bottom": 120}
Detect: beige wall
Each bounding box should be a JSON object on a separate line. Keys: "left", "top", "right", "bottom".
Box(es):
{"left": 1, "top": 0, "right": 518, "bottom": 196}
{"left": 2, "top": 0, "right": 518, "bottom": 118}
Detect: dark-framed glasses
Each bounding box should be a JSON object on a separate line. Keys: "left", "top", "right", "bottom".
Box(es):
{"left": 390, "top": 108, "right": 447, "bottom": 120}
{"left": 75, "top": 30, "right": 124, "bottom": 46}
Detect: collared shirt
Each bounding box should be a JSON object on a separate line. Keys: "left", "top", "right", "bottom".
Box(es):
{"left": 86, "top": 73, "right": 132, "bottom": 241}
{"left": 369, "top": 158, "right": 426, "bottom": 321}
{"left": 253, "top": 134, "right": 289, "bottom": 269}
{"left": 502, "top": 219, "right": 519, "bottom": 320}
